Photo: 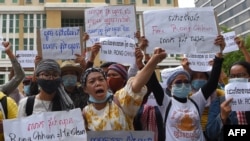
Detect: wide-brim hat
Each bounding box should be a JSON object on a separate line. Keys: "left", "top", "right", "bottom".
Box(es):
{"left": 60, "top": 60, "right": 83, "bottom": 76}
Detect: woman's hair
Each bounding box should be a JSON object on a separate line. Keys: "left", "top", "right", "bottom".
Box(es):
{"left": 230, "top": 61, "right": 250, "bottom": 75}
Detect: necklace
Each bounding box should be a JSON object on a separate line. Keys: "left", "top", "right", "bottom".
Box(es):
{"left": 39, "top": 95, "right": 52, "bottom": 112}
{"left": 41, "top": 100, "right": 51, "bottom": 112}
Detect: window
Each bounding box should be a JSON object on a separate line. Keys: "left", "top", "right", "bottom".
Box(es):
{"left": 105, "top": 0, "right": 110, "bottom": 3}
{"left": 0, "top": 75, "right": 5, "bottom": 85}
{"left": 130, "top": 0, "right": 135, "bottom": 4}
{"left": 155, "top": 0, "right": 160, "bottom": 4}
{"left": 39, "top": 0, "right": 44, "bottom": 3}
{"left": 12, "top": 0, "right": 17, "bottom": 3}
{"left": 0, "top": 0, "right": 5, "bottom": 3}
{"left": 24, "top": 14, "right": 34, "bottom": 33}
{"left": 85, "top": 0, "right": 91, "bottom": 2}
{"left": 9, "top": 38, "right": 19, "bottom": 51}
{"left": 2, "top": 14, "right": 7, "bottom": 33}
{"left": 117, "top": 0, "right": 122, "bottom": 4}
{"left": 73, "top": 0, "right": 78, "bottom": 2}
{"left": 37, "top": 14, "right": 46, "bottom": 28}
{"left": 26, "top": 0, "right": 31, "bottom": 3}
{"left": 167, "top": 0, "right": 172, "bottom": 4}
{"left": 61, "top": 18, "right": 84, "bottom": 28}
{"left": 142, "top": 0, "right": 147, "bottom": 4}
{"left": 24, "top": 38, "right": 34, "bottom": 50}
{"left": 61, "top": 0, "right": 66, "bottom": 2}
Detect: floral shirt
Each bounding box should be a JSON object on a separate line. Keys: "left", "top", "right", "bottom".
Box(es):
{"left": 83, "top": 77, "right": 147, "bottom": 131}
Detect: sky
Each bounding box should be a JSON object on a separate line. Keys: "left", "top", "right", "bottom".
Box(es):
{"left": 178, "top": 0, "right": 195, "bottom": 7}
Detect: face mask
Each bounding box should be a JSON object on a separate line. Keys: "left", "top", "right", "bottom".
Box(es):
{"left": 191, "top": 79, "right": 207, "bottom": 91}
{"left": 89, "top": 92, "right": 112, "bottom": 103}
{"left": 228, "top": 78, "right": 249, "bottom": 83}
{"left": 37, "top": 78, "right": 61, "bottom": 94}
{"left": 62, "top": 75, "right": 77, "bottom": 87}
{"left": 107, "top": 77, "right": 125, "bottom": 93}
{"left": 171, "top": 83, "right": 191, "bottom": 98}
{"left": 23, "top": 85, "right": 31, "bottom": 96}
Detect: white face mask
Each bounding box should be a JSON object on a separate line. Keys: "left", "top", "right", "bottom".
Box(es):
{"left": 228, "top": 78, "right": 249, "bottom": 83}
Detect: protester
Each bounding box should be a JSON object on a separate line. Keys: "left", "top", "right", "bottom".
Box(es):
{"left": 205, "top": 61, "right": 250, "bottom": 141}
{"left": 160, "top": 35, "right": 225, "bottom": 141}
{"left": 0, "top": 91, "right": 18, "bottom": 140}
{"left": 0, "top": 42, "right": 25, "bottom": 95}
{"left": 81, "top": 47, "right": 166, "bottom": 131}
{"left": 22, "top": 76, "right": 33, "bottom": 96}
{"left": 60, "top": 60, "right": 89, "bottom": 110}
{"left": 18, "top": 59, "right": 74, "bottom": 117}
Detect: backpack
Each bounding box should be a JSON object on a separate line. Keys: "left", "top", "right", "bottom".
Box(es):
{"left": 25, "top": 95, "right": 36, "bottom": 116}
{"left": 0, "top": 96, "right": 8, "bottom": 119}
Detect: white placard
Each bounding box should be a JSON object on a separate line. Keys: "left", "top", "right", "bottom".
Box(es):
{"left": 39, "top": 27, "right": 82, "bottom": 60}
{"left": 85, "top": 5, "right": 137, "bottom": 47}
{"left": 3, "top": 108, "right": 86, "bottom": 141}
{"left": 222, "top": 31, "right": 238, "bottom": 54}
{"left": 186, "top": 53, "right": 215, "bottom": 72}
{"left": 225, "top": 82, "right": 250, "bottom": 111}
{"left": 143, "top": 7, "right": 219, "bottom": 54}
{"left": 16, "top": 50, "right": 37, "bottom": 68}
{"left": 99, "top": 37, "right": 136, "bottom": 64}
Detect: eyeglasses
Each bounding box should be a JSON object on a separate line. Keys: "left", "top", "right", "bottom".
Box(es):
{"left": 173, "top": 80, "right": 189, "bottom": 85}
{"left": 38, "top": 72, "right": 60, "bottom": 80}
{"left": 229, "top": 73, "right": 248, "bottom": 78}
{"left": 172, "top": 80, "right": 190, "bottom": 87}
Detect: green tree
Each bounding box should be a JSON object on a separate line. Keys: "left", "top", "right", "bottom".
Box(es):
{"left": 221, "top": 25, "right": 250, "bottom": 75}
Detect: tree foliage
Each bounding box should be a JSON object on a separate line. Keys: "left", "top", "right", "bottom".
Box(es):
{"left": 220, "top": 25, "right": 250, "bottom": 75}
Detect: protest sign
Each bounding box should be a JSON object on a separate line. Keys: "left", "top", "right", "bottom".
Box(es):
{"left": 85, "top": 5, "right": 137, "bottom": 47}
{"left": 143, "top": 7, "right": 219, "bottom": 54}
{"left": 186, "top": 53, "right": 214, "bottom": 72}
{"left": 16, "top": 50, "right": 37, "bottom": 68}
{"left": 87, "top": 131, "right": 154, "bottom": 141}
{"left": 37, "top": 27, "right": 83, "bottom": 60}
{"left": 222, "top": 31, "right": 238, "bottom": 53}
{"left": 3, "top": 108, "right": 86, "bottom": 141}
{"left": 225, "top": 82, "right": 250, "bottom": 111}
{"left": 99, "top": 37, "right": 136, "bottom": 64}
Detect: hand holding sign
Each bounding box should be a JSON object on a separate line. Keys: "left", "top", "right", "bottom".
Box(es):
{"left": 220, "top": 97, "right": 233, "bottom": 124}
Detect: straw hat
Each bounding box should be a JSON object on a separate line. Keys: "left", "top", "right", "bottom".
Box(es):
{"left": 60, "top": 60, "right": 83, "bottom": 76}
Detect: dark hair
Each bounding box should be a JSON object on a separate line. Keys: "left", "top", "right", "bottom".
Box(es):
{"left": 230, "top": 61, "right": 250, "bottom": 75}
{"left": 100, "top": 62, "right": 117, "bottom": 68}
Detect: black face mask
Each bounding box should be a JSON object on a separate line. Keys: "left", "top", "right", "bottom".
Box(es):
{"left": 37, "top": 78, "right": 61, "bottom": 94}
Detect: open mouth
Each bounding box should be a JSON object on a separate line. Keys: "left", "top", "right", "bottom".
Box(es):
{"left": 95, "top": 89, "right": 104, "bottom": 94}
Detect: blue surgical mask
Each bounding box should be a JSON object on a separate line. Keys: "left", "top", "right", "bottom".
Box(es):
{"left": 171, "top": 83, "right": 191, "bottom": 98}
{"left": 191, "top": 79, "right": 207, "bottom": 91}
{"left": 62, "top": 75, "right": 77, "bottom": 87}
{"left": 228, "top": 78, "right": 248, "bottom": 83}
{"left": 23, "top": 85, "right": 31, "bottom": 96}
{"left": 89, "top": 92, "right": 112, "bottom": 103}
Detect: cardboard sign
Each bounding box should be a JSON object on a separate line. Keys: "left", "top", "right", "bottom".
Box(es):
{"left": 143, "top": 7, "right": 219, "bottom": 54}
{"left": 222, "top": 31, "right": 238, "bottom": 54}
{"left": 37, "top": 27, "right": 83, "bottom": 60}
{"left": 16, "top": 50, "right": 37, "bottom": 68}
{"left": 99, "top": 37, "right": 136, "bottom": 64}
{"left": 85, "top": 5, "right": 137, "bottom": 47}
{"left": 186, "top": 53, "right": 214, "bottom": 72}
{"left": 3, "top": 108, "right": 86, "bottom": 141}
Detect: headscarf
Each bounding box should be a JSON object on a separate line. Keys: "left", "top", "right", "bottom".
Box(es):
{"left": 81, "top": 67, "right": 106, "bottom": 88}
{"left": 166, "top": 70, "right": 191, "bottom": 87}
{"left": 107, "top": 64, "right": 128, "bottom": 80}
{"left": 35, "top": 59, "right": 61, "bottom": 76}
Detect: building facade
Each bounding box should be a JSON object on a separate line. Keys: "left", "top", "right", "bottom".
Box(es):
{"left": 0, "top": 0, "right": 180, "bottom": 84}
{"left": 195, "top": 0, "right": 250, "bottom": 36}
